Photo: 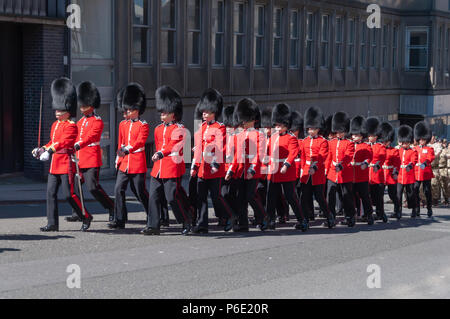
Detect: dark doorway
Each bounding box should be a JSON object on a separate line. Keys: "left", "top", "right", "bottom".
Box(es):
{"left": 0, "top": 23, "right": 24, "bottom": 174}
{"left": 398, "top": 114, "right": 425, "bottom": 128}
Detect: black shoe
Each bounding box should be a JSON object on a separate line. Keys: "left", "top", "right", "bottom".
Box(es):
{"left": 340, "top": 219, "right": 348, "bottom": 225}
{"left": 309, "top": 215, "right": 316, "bottom": 222}
{"left": 182, "top": 223, "right": 192, "bottom": 236}
{"left": 218, "top": 218, "right": 228, "bottom": 227}
{"left": 295, "top": 219, "right": 309, "bottom": 232}
{"left": 224, "top": 216, "right": 237, "bottom": 232}
{"left": 234, "top": 226, "right": 250, "bottom": 233}
{"left": 268, "top": 220, "right": 276, "bottom": 230}
{"left": 381, "top": 213, "right": 388, "bottom": 223}
{"left": 40, "top": 225, "right": 59, "bottom": 232}
{"left": 360, "top": 215, "right": 368, "bottom": 223}
{"left": 258, "top": 218, "right": 269, "bottom": 231}
{"left": 81, "top": 215, "right": 93, "bottom": 232}
{"left": 108, "top": 210, "right": 114, "bottom": 222}
{"left": 141, "top": 227, "right": 160, "bottom": 236}
{"left": 192, "top": 226, "right": 209, "bottom": 234}
{"left": 427, "top": 209, "right": 433, "bottom": 218}
{"left": 324, "top": 216, "right": 336, "bottom": 229}
{"left": 65, "top": 215, "right": 81, "bottom": 222}
{"left": 278, "top": 216, "right": 287, "bottom": 224}
{"left": 347, "top": 217, "right": 356, "bottom": 228}
{"left": 108, "top": 221, "right": 125, "bottom": 229}
{"left": 160, "top": 219, "right": 170, "bottom": 228}
{"left": 367, "top": 214, "right": 375, "bottom": 225}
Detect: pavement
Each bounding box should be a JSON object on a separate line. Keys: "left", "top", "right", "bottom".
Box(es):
{"left": 1, "top": 176, "right": 450, "bottom": 299}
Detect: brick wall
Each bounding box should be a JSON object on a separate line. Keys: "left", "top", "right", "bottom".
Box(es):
{"left": 23, "top": 24, "right": 66, "bottom": 180}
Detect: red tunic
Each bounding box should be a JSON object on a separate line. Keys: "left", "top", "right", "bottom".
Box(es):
{"left": 267, "top": 132, "right": 299, "bottom": 183}
{"left": 383, "top": 147, "right": 400, "bottom": 185}
{"left": 151, "top": 122, "right": 186, "bottom": 179}
{"left": 398, "top": 147, "right": 418, "bottom": 185}
{"left": 300, "top": 136, "right": 329, "bottom": 186}
{"left": 369, "top": 143, "right": 386, "bottom": 185}
{"left": 295, "top": 139, "right": 303, "bottom": 179}
{"left": 414, "top": 145, "right": 435, "bottom": 181}
{"left": 326, "top": 138, "right": 355, "bottom": 184}
{"left": 118, "top": 119, "right": 149, "bottom": 175}
{"left": 352, "top": 142, "right": 373, "bottom": 183}
{"left": 228, "top": 128, "right": 266, "bottom": 180}
{"left": 44, "top": 120, "right": 78, "bottom": 175}
{"left": 224, "top": 128, "right": 236, "bottom": 173}
{"left": 192, "top": 121, "right": 226, "bottom": 179}
{"left": 75, "top": 114, "right": 103, "bottom": 169}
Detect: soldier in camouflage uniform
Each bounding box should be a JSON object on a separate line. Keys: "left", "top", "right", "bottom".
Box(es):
{"left": 431, "top": 137, "right": 443, "bottom": 206}
{"left": 441, "top": 141, "right": 450, "bottom": 206}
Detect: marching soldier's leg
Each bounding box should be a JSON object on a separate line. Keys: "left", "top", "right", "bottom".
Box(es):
{"left": 42, "top": 174, "right": 61, "bottom": 231}
{"left": 336, "top": 186, "right": 344, "bottom": 216}
{"left": 247, "top": 179, "right": 267, "bottom": 228}
{"left": 62, "top": 174, "right": 92, "bottom": 231}
{"left": 146, "top": 177, "right": 164, "bottom": 232}
{"left": 67, "top": 172, "right": 84, "bottom": 222}
{"left": 110, "top": 171, "right": 129, "bottom": 228}
{"left": 396, "top": 184, "right": 405, "bottom": 219}
{"left": 235, "top": 178, "right": 248, "bottom": 230}
{"left": 423, "top": 180, "right": 433, "bottom": 217}
{"left": 388, "top": 184, "right": 400, "bottom": 219}
{"left": 438, "top": 169, "right": 447, "bottom": 205}
{"left": 195, "top": 178, "right": 210, "bottom": 231}
{"left": 341, "top": 183, "right": 358, "bottom": 226}
{"left": 312, "top": 183, "right": 334, "bottom": 227}
{"left": 376, "top": 184, "right": 387, "bottom": 222}
{"left": 356, "top": 182, "right": 374, "bottom": 224}
{"left": 159, "top": 192, "right": 170, "bottom": 226}
{"left": 301, "top": 180, "right": 314, "bottom": 221}
{"left": 84, "top": 167, "right": 115, "bottom": 220}
{"left": 163, "top": 178, "right": 192, "bottom": 235}
{"left": 413, "top": 181, "right": 422, "bottom": 217}
{"left": 353, "top": 184, "right": 361, "bottom": 218}
{"left": 130, "top": 173, "right": 149, "bottom": 215}
{"left": 282, "top": 181, "right": 308, "bottom": 231}
{"left": 443, "top": 170, "right": 450, "bottom": 205}
{"left": 209, "top": 178, "right": 233, "bottom": 223}
{"left": 266, "top": 181, "right": 281, "bottom": 229}
{"left": 326, "top": 180, "right": 337, "bottom": 219}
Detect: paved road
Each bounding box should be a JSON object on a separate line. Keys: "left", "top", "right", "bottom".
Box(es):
{"left": 1, "top": 202, "right": 450, "bottom": 299}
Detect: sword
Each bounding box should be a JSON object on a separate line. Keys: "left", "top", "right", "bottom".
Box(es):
{"left": 38, "top": 87, "right": 43, "bottom": 147}
{"left": 72, "top": 154, "right": 86, "bottom": 218}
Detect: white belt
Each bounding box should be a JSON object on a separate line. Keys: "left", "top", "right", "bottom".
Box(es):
{"left": 294, "top": 159, "right": 301, "bottom": 163}
{"left": 351, "top": 162, "right": 365, "bottom": 166}
{"left": 383, "top": 165, "right": 394, "bottom": 169}
{"left": 132, "top": 147, "right": 145, "bottom": 154}
{"left": 88, "top": 142, "right": 100, "bottom": 147}
{"left": 203, "top": 152, "right": 215, "bottom": 157}
{"left": 305, "top": 161, "right": 317, "bottom": 166}
{"left": 242, "top": 155, "right": 255, "bottom": 159}
{"left": 332, "top": 161, "right": 340, "bottom": 166}
{"left": 168, "top": 151, "right": 180, "bottom": 157}
{"left": 400, "top": 165, "right": 410, "bottom": 169}
{"left": 272, "top": 158, "right": 287, "bottom": 163}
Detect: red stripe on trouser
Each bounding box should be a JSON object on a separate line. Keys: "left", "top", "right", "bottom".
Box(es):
{"left": 70, "top": 182, "right": 91, "bottom": 218}
{"left": 96, "top": 168, "right": 115, "bottom": 207}
{"left": 252, "top": 182, "right": 267, "bottom": 218}
{"left": 218, "top": 178, "right": 233, "bottom": 218}
{"left": 289, "top": 182, "right": 304, "bottom": 219}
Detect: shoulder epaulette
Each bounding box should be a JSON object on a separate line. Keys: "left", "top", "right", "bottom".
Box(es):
{"left": 139, "top": 120, "right": 148, "bottom": 125}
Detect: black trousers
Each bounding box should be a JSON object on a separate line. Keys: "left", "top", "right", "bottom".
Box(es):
{"left": 397, "top": 183, "right": 416, "bottom": 215}
{"left": 71, "top": 167, "right": 114, "bottom": 217}
{"left": 258, "top": 179, "right": 289, "bottom": 218}
{"left": 235, "top": 178, "right": 267, "bottom": 226}
{"left": 114, "top": 171, "right": 149, "bottom": 223}
{"left": 196, "top": 178, "right": 235, "bottom": 229}
{"left": 353, "top": 182, "right": 373, "bottom": 217}
{"left": 386, "top": 184, "right": 400, "bottom": 214}
{"left": 267, "top": 181, "right": 304, "bottom": 222}
{"left": 148, "top": 177, "right": 191, "bottom": 228}
{"left": 327, "top": 181, "right": 356, "bottom": 219}
{"left": 370, "top": 183, "right": 385, "bottom": 218}
{"left": 222, "top": 178, "right": 238, "bottom": 216}
{"left": 414, "top": 180, "right": 432, "bottom": 212}
{"left": 336, "top": 186, "right": 344, "bottom": 214}
{"left": 47, "top": 174, "right": 84, "bottom": 226}
{"left": 302, "top": 179, "right": 331, "bottom": 220}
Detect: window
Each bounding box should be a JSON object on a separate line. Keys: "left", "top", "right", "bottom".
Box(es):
{"left": 289, "top": 10, "right": 300, "bottom": 68}
{"left": 212, "top": 0, "right": 225, "bottom": 66}
{"left": 187, "top": 0, "right": 202, "bottom": 65}
{"left": 161, "top": 0, "right": 177, "bottom": 65}
{"left": 321, "top": 15, "right": 330, "bottom": 68}
{"left": 371, "top": 28, "right": 378, "bottom": 68}
{"left": 132, "top": 0, "right": 151, "bottom": 64}
{"left": 406, "top": 27, "right": 429, "bottom": 70}
{"left": 347, "top": 19, "right": 355, "bottom": 68}
{"left": 446, "top": 28, "right": 449, "bottom": 71}
{"left": 437, "top": 26, "right": 443, "bottom": 70}
{"left": 382, "top": 24, "right": 389, "bottom": 69}
{"left": 233, "top": 2, "right": 246, "bottom": 66}
{"left": 335, "top": 16, "right": 343, "bottom": 69}
{"left": 360, "top": 22, "right": 367, "bottom": 68}
{"left": 273, "top": 7, "right": 283, "bottom": 67}
{"left": 392, "top": 26, "right": 399, "bottom": 69}
{"left": 306, "top": 12, "right": 315, "bottom": 68}
{"left": 254, "top": 5, "right": 265, "bottom": 67}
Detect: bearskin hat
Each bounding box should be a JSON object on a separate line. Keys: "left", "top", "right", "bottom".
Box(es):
{"left": 350, "top": 116, "right": 367, "bottom": 136}
{"left": 222, "top": 105, "right": 236, "bottom": 128}
{"left": 197, "top": 88, "right": 223, "bottom": 117}
{"left": 290, "top": 111, "right": 304, "bottom": 138}
{"left": 116, "top": 87, "right": 125, "bottom": 113}
{"left": 155, "top": 85, "right": 183, "bottom": 121}
{"left": 414, "top": 121, "right": 432, "bottom": 143}
{"left": 234, "top": 98, "right": 259, "bottom": 126}
{"left": 332, "top": 112, "right": 350, "bottom": 133}
{"left": 193, "top": 102, "right": 203, "bottom": 121}
{"left": 322, "top": 115, "right": 333, "bottom": 137}
{"left": 398, "top": 125, "right": 414, "bottom": 144}
{"left": 272, "top": 103, "right": 292, "bottom": 128}
{"left": 77, "top": 81, "right": 101, "bottom": 109}
{"left": 260, "top": 106, "right": 273, "bottom": 129}
{"left": 121, "top": 83, "right": 146, "bottom": 115}
{"left": 378, "top": 122, "right": 395, "bottom": 143}
{"left": 304, "top": 106, "right": 324, "bottom": 130}
{"left": 365, "top": 117, "right": 380, "bottom": 137}
{"left": 51, "top": 77, "right": 77, "bottom": 118}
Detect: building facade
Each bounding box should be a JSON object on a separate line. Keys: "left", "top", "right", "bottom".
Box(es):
{"left": 1, "top": 0, "right": 450, "bottom": 179}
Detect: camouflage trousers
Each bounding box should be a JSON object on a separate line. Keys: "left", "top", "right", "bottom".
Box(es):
{"left": 431, "top": 169, "right": 441, "bottom": 202}
{"left": 439, "top": 168, "right": 450, "bottom": 202}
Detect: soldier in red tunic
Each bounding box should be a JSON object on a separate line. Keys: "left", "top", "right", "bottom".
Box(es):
{"left": 414, "top": 121, "right": 435, "bottom": 218}
{"left": 191, "top": 89, "right": 236, "bottom": 234}
{"left": 145, "top": 86, "right": 193, "bottom": 235}
{"left": 109, "top": 83, "right": 150, "bottom": 230}
{"left": 225, "top": 98, "right": 268, "bottom": 232}
{"left": 380, "top": 122, "right": 401, "bottom": 220}
{"left": 300, "top": 107, "right": 335, "bottom": 228}
{"left": 63, "top": 81, "right": 115, "bottom": 227}
{"left": 266, "top": 104, "right": 308, "bottom": 231}
{"left": 290, "top": 111, "right": 304, "bottom": 220}
{"left": 397, "top": 125, "right": 418, "bottom": 218}
{"left": 350, "top": 116, "right": 374, "bottom": 225}
{"left": 326, "top": 112, "right": 357, "bottom": 227}
{"left": 366, "top": 118, "right": 388, "bottom": 223}
{"left": 32, "top": 78, "right": 87, "bottom": 232}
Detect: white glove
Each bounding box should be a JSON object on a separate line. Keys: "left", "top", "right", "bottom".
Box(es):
{"left": 40, "top": 151, "right": 51, "bottom": 162}
{"left": 32, "top": 148, "right": 44, "bottom": 159}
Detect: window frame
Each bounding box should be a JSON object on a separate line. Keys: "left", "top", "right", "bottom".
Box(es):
{"left": 161, "top": 0, "right": 177, "bottom": 66}
{"left": 405, "top": 26, "right": 429, "bottom": 71}
{"left": 289, "top": 9, "right": 300, "bottom": 69}
{"left": 305, "top": 12, "right": 315, "bottom": 68}
{"left": 320, "top": 14, "right": 330, "bottom": 69}
{"left": 273, "top": 7, "right": 284, "bottom": 68}
{"left": 382, "top": 24, "right": 389, "bottom": 69}
{"left": 132, "top": 0, "right": 152, "bottom": 66}
{"left": 254, "top": 4, "right": 265, "bottom": 68}
{"left": 233, "top": 1, "right": 246, "bottom": 67}
{"left": 392, "top": 25, "right": 399, "bottom": 70}
{"left": 334, "top": 15, "right": 343, "bottom": 70}
{"left": 347, "top": 18, "right": 355, "bottom": 69}
{"left": 360, "top": 21, "right": 368, "bottom": 69}
{"left": 187, "top": 0, "right": 203, "bottom": 66}
{"left": 371, "top": 28, "right": 378, "bottom": 68}
{"left": 212, "top": 0, "right": 225, "bottom": 67}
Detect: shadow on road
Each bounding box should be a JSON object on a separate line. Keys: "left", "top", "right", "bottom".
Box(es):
{"left": 0, "top": 234, "right": 74, "bottom": 241}
{"left": 0, "top": 248, "right": 21, "bottom": 254}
